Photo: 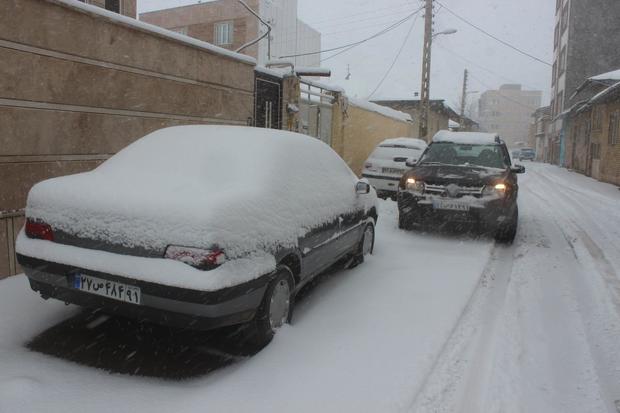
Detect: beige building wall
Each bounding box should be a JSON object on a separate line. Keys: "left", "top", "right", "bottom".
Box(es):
{"left": 334, "top": 103, "right": 413, "bottom": 176}
{"left": 0, "top": 0, "right": 255, "bottom": 278}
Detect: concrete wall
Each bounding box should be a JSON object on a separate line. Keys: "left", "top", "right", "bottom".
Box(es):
{"left": 0, "top": 0, "right": 255, "bottom": 278}
{"left": 333, "top": 102, "right": 413, "bottom": 176}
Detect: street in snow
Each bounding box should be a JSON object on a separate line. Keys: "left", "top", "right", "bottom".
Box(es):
{"left": 1, "top": 162, "right": 619, "bottom": 413}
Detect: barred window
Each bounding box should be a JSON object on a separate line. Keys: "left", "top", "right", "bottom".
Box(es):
{"left": 609, "top": 111, "right": 620, "bottom": 145}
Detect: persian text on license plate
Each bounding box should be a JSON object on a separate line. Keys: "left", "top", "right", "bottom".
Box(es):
{"left": 382, "top": 167, "right": 405, "bottom": 175}
{"left": 433, "top": 199, "right": 471, "bottom": 211}
{"left": 73, "top": 273, "right": 141, "bottom": 305}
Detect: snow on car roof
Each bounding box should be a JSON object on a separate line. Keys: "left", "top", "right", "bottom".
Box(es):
{"left": 379, "top": 137, "right": 427, "bottom": 149}
{"left": 432, "top": 130, "right": 500, "bottom": 145}
{"left": 21, "top": 126, "right": 374, "bottom": 289}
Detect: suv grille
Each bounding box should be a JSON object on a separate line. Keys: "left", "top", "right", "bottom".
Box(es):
{"left": 425, "top": 183, "right": 484, "bottom": 198}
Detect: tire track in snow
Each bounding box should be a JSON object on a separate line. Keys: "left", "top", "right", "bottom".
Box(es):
{"left": 408, "top": 243, "right": 517, "bottom": 412}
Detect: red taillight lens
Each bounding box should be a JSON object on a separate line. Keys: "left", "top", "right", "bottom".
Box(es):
{"left": 164, "top": 245, "right": 226, "bottom": 270}
{"left": 25, "top": 219, "right": 54, "bottom": 241}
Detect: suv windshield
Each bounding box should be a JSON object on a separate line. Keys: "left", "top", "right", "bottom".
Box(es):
{"left": 420, "top": 143, "right": 507, "bottom": 169}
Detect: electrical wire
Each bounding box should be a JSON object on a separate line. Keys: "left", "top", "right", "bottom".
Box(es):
{"left": 435, "top": 0, "right": 552, "bottom": 67}
{"left": 368, "top": 14, "right": 419, "bottom": 99}
{"left": 278, "top": 5, "right": 424, "bottom": 59}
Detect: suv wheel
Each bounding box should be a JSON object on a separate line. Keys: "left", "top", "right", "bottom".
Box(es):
{"left": 495, "top": 207, "right": 518, "bottom": 243}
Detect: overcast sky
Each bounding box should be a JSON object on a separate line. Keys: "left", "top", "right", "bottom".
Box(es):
{"left": 138, "top": 0, "right": 555, "bottom": 113}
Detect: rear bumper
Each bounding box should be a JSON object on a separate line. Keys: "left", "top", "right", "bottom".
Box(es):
{"left": 362, "top": 173, "right": 401, "bottom": 195}
{"left": 397, "top": 191, "right": 514, "bottom": 227}
{"left": 17, "top": 254, "right": 269, "bottom": 330}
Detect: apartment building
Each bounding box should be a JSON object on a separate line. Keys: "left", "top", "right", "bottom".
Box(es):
{"left": 478, "top": 84, "right": 542, "bottom": 147}
{"left": 550, "top": 0, "right": 620, "bottom": 164}
{"left": 140, "top": 0, "right": 321, "bottom": 67}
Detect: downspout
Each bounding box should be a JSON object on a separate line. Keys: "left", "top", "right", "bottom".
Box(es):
{"left": 236, "top": 0, "right": 271, "bottom": 60}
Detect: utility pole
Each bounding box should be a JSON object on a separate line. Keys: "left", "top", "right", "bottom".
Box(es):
{"left": 418, "top": 0, "right": 433, "bottom": 141}
{"left": 460, "top": 68, "right": 469, "bottom": 127}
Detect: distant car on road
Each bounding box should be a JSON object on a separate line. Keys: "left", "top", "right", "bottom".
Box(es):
{"left": 16, "top": 125, "right": 378, "bottom": 348}
{"left": 397, "top": 131, "right": 525, "bottom": 242}
{"left": 362, "top": 137, "right": 428, "bottom": 199}
{"left": 518, "top": 147, "right": 536, "bottom": 161}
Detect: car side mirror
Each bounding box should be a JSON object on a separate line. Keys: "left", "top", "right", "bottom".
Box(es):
{"left": 355, "top": 181, "right": 371, "bottom": 194}
{"left": 511, "top": 165, "right": 525, "bottom": 174}
{"left": 405, "top": 158, "right": 418, "bottom": 168}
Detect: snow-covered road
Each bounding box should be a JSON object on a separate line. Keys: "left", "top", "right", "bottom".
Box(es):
{"left": 1, "top": 162, "right": 619, "bottom": 413}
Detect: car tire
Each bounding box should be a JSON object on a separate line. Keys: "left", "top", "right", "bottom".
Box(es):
{"left": 495, "top": 207, "right": 518, "bottom": 243}
{"left": 247, "top": 266, "right": 294, "bottom": 349}
{"left": 347, "top": 222, "right": 375, "bottom": 269}
{"left": 398, "top": 212, "right": 414, "bottom": 230}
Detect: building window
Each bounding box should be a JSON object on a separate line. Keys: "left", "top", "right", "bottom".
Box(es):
{"left": 105, "top": 0, "right": 120, "bottom": 13}
{"left": 554, "top": 23, "right": 560, "bottom": 50}
{"left": 609, "top": 111, "right": 620, "bottom": 145}
{"left": 556, "top": 0, "right": 562, "bottom": 12}
{"left": 558, "top": 46, "right": 566, "bottom": 75}
{"left": 561, "top": 3, "right": 569, "bottom": 33}
{"left": 172, "top": 26, "right": 188, "bottom": 36}
{"left": 592, "top": 106, "right": 603, "bottom": 131}
{"left": 214, "top": 21, "right": 234, "bottom": 46}
{"left": 556, "top": 91, "right": 564, "bottom": 114}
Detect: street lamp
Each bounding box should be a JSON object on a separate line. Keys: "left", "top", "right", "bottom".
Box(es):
{"left": 433, "top": 28, "right": 458, "bottom": 38}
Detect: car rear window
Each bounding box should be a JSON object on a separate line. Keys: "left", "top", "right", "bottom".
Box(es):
{"left": 371, "top": 145, "right": 422, "bottom": 160}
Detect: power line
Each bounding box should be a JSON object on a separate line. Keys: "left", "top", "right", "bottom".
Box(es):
{"left": 435, "top": 0, "right": 552, "bottom": 67}
{"left": 368, "top": 14, "right": 419, "bottom": 99}
{"left": 279, "top": 6, "right": 424, "bottom": 59}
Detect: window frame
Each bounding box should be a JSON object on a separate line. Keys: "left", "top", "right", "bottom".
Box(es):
{"left": 214, "top": 21, "right": 234, "bottom": 46}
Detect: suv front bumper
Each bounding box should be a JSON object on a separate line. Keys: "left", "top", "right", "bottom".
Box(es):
{"left": 17, "top": 254, "right": 270, "bottom": 330}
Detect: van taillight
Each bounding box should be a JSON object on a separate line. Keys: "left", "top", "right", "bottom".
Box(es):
{"left": 25, "top": 219, "right": 54, "bottom": 241}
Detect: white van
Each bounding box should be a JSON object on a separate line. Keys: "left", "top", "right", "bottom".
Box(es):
{"left": 362, "top": 137, "right": 428, "bottom": 199}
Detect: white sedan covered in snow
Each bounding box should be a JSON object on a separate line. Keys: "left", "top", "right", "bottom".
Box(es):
{"left": 16, "top": 125, "right": 378, "bottom": 347}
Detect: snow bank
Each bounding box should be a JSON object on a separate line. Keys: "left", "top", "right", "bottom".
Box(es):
{"left": 18, "top": 126, "right": 374, "bottom": 288}
{"left": 55, "top": 0, "right": 256, "bottom": 65}
{"left": 349, "top": 98, "right": 413, "bottom": 123}
{"left": 433, "top": 130, "right": 499, "bottom": 145}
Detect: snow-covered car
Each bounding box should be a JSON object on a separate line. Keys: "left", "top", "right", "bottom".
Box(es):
{"left": 518, "top": 147, "right": 536, "bottom": 161}
{"left": 16, "top": 125, "right": 378, "bottom": 347}
{"left": 397, "top": 131, "right": 525, "bottom": 242}
{"left": 362, "top": 137, "right": 428, "bottom": 199}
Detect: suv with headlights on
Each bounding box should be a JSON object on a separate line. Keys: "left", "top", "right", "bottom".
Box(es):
{"left": 397, "top": 131, "right": 525, "bottom": 242}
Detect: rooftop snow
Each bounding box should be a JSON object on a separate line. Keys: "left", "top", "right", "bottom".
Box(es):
{"left": 589, "top": 69, "right": 620, "bottom": 82}
{"left": 53, "top": 0, "right": 256, "bottom": 65}
{"left": 379, "top": 137, "right": 428, "bottom": 148}
{"left": 432, "top": 130, "right": 499, "bottom": 145}
{"left": 349, "top": 98, "right": 413, "bottom": 123}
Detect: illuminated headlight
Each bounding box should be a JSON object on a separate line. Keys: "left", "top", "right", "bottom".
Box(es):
{"left": 483, "top": 183, "right": 508, "bottom": 197}
{"left": 405, "top": 177, "right": 425, "bottom": 193}
{"left": 164, "top": 245, "right": 226, "bottom": 270}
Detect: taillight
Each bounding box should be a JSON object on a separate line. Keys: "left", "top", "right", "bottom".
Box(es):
{"left": 164, "top": 245, "right": 226, "bottom": 270}
{"left": 25, "top": 219, "right": 54, "bottom": 241}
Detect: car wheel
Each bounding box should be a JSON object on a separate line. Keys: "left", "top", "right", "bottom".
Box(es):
{"left": 398, "top": 212, "right": 413, "bottom": 230}
{"left": 248, "top": 266, "right": 294, "bottom": 349}
{"left": 347, "top": 222, "right": 375, "bottom": 269}
{"left": 495, "top": 207, "right": 518, "bottom": 243}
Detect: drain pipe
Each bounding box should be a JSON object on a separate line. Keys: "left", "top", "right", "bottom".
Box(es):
{"left": 236, "top": 0, "right": 271, "bottom": 59}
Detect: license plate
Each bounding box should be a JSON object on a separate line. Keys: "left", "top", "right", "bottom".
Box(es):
{"left": 382, "top": 167, "right": 405, "bottom": 175}
{"left": 73, "top": 273, "right": 141, "bottom": 305}
{"left": 432, "top": 199, "right": 471, "bottom": 211}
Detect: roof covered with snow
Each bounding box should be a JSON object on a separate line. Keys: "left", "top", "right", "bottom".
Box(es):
{"left": 379, "top": 137, "right": 428, "bottom": 148}
{"left": 449, "top": 119, "right": 461, "bottom": 128}
{"left": 54, "top": 0, "right": 256, "bottom": 65}
{"left": 589, "top": 69, "right": 620, "bottom": 82}
{"left": 349, "top": 98, "right": 413, "bottom": 123}
{"left": 432, "top": 130, "right": 500, "bottom": 145}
